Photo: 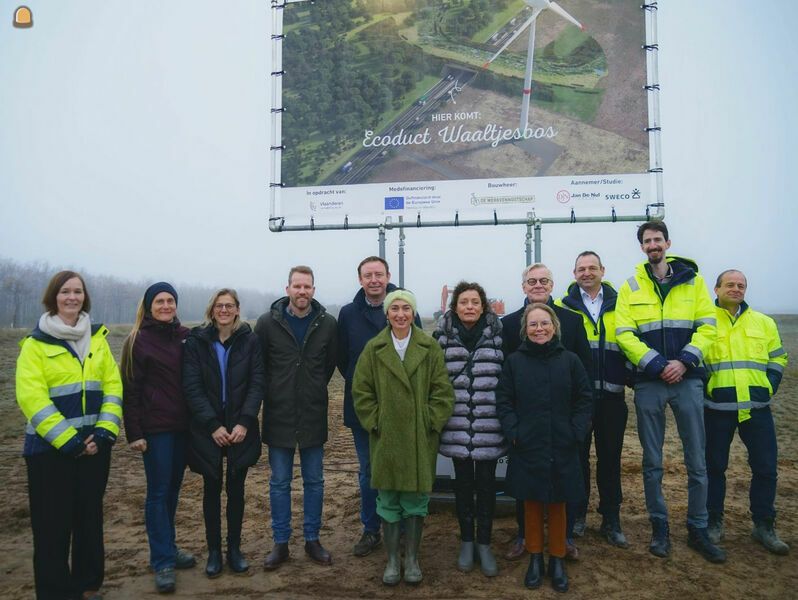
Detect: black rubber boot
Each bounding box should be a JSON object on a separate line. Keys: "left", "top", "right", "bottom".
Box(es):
{"left": 524, "top": 553, "right": 544, "bottom": 589}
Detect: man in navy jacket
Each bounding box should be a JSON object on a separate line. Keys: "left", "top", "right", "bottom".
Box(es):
{"left": 337, "top": 257, "right": 421, "bottom": 557}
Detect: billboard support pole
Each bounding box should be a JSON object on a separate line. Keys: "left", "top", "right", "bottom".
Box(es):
{"left": 398, "top": 216, "right": 405, "bottom": 288}
{"left": 534, "top": 222, "right": 542, "bottom": 263}
{"left": 525, "top": 223, "right": 533, "bottom": 267}
{"left": 378, "top": 225, "right": 386, "bottom": 259}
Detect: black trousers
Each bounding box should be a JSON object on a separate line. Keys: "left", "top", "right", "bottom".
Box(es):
{"left": 26, "top": 446, "right": 111, "bottom": 600}
{"left": 591, "top": 392, "right": 628, "bottom": 516}
{"left": 453, "top": 458, "right": 498, "bottom": 544}
{"left": 202, "top": 463, "right": 249, "bottom": 549}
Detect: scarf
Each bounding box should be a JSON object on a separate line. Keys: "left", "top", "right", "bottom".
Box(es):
{"left": 452, "top": 312, "right": 488, "bottom": 352}
{"left": 38, "top": 311, "right": 92, "bottom": 362}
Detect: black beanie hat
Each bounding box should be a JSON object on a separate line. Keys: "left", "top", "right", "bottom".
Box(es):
{"left": 143, "top": 282, "right": 178, "bottom": 313}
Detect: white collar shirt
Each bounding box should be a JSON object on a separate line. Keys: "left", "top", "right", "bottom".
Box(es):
{"left": 580, "top": 286, "right": 604, "bottom": 323}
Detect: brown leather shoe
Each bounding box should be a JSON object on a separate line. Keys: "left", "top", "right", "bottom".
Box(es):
{"left": 305, "top": 540, "right": 332, "bottom": 565}
{"left": 505, "top": 538, "right": 526, "bottom": 561}
{"left": 263, "top": 543, "right": 289, "bottom": 570}
{"left": 565, "top": 540, "right": 580, "bottom": 561}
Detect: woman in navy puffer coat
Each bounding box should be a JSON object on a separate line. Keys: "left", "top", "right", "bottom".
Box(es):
{"left": 433, "top": 281, "right": 506, "bottom": 577}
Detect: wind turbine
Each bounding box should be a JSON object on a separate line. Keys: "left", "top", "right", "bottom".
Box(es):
{"left": 482, "top": 0, "right": 585, "bottom": 132}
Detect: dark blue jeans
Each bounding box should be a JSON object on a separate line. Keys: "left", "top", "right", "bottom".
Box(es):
{"left": 352, "top": 426, "right": 380, "bottom": 533}
{"left": 268, "top": 445, "right": 324, "bottom": 543}
{"left": 705, "top": 407, "right": 778, "bottom": 524}
{"left": 142, "top": 431, "right": 187, "bottom": 570}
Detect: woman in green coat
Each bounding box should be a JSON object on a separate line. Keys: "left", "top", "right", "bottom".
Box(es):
{"left": 353, "top": 289, "right": 455, "bottom": 586}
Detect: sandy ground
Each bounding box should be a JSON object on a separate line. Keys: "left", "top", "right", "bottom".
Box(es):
{"left": 1, "top": 317, "right": 798, "bottom": 599}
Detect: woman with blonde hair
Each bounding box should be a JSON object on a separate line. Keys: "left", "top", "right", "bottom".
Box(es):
{"left": 183, "top": 289, "right": 265, "bottom": 577}
{"left": 16, "top": 271, "right": 122, "bottom": 600}
{"left": 121, "top": 282, "right": 194, "bottom": 594}
{"left": 496, "top": 302, "right": 592, "bottom": 593}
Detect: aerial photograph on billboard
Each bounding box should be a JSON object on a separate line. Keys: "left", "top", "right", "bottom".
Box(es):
{"left": 274, "top": 0, "right": 653, "bottom": 225}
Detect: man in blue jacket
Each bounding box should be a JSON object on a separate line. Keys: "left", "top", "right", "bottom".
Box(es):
{"left": 337, "top": 257, "right": 420, "bottom": 557}
{"left": 557, "top": 251, "right": 630, "bottom": 549}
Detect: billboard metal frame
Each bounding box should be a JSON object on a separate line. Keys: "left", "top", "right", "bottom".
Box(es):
{"left": 267, "top": 0, "right": 664, "bottom": 234}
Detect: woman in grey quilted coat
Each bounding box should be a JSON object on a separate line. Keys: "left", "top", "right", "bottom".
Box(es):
{"left": 433, "top": 281, "right": 507, "bottom": 577}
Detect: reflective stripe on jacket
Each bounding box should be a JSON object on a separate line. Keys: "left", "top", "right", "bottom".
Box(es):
{"left": 704, "top": 301, "right": 787, "bottom": 422}
{"left": 557, "top": 281, "right": 629, "bottom": 394}
{"left": 615, "top": 256, "right": 717, "bottom": 382}
{"left": 16, "top": 325, "right": 123, "bottom": 457}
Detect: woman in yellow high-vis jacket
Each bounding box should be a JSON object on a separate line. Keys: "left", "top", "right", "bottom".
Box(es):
{"left": 15, "top": 270, "right": 123, "bottom": 600}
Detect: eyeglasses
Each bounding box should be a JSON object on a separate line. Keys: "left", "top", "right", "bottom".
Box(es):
{"left": 525, "top": 277, "right": 551, "bottom": 286}
{"left": 214, "top": 303, "right": 236, "bottom": 311}
{"left": 527, "top": 321, "right": 553, "bottom": 329}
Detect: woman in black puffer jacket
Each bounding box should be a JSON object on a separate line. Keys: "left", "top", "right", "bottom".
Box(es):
{"left": 433, "top": 281, "right": 506, "bottom": 577}
{"left": 496, "top": 302, "right": 592, "bottom": 593}
{"left": 183, "top": 289, "right": 265, "bottom": 578}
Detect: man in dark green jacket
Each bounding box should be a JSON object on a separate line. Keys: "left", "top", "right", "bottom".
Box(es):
{"left": 255, "top": 266, "right": 338, "bottom": 569}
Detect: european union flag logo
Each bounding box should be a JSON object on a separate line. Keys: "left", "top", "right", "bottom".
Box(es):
{"left": 384, "top": 197, "right": 404, "bottom": 210}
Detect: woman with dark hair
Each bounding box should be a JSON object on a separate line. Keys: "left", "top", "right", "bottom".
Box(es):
{"left": 121, "top": 282, "right": 195, "bottom": 594}
{"left": 16, "top": 270, "right": 123, "bottom": 600}
{"left": 496, "top": 302, "right": 592, "bottom": 593}
{"left": 433, "top": 281, "right": 506, "bottom": 576}
{"left": 183, "top": 289, "right": 265, "bottom": 577}
{"left": 353, "top": 289, "right": 455, "bottom": 586}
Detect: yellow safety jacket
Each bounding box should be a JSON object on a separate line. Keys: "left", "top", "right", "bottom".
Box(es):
{"left": 556, "top": 281, "right": 630, "bottom": 394}
{"left": 16, "top": 324, "right": 123, "bottom": 457}
{"left": 704, "top": 301, "right": 787, "bottom": 422}
{"left": 615, "top": 256, "right": 717, "bottom": 382}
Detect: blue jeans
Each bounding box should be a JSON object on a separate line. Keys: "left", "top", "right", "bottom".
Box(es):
{"left": 705, "top": 407, "right": 778, "bottom": 524}
{"left": 352, "top": 426, "right": 380, "bottom": 533}
{"left": 634, "top": 379, "right": 708, "bottom": 528}
{"left": 142, "top": 431, "right": 187, "bottom": 569}
{"left": 268, "top": 445, "right": 324, "bottom": 543}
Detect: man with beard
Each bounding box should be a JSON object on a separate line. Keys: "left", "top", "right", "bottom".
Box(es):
{"left": 616, "top": 222, "right": 723, "bottom": 563}
{"left": 255, "top": 266, "right": 338, "bottom": 569}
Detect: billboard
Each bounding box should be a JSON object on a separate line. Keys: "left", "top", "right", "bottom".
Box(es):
{"left": 269, "top": 0, "right": 662, "bottom": 229}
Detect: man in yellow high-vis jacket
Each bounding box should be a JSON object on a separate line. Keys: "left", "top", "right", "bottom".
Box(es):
{"left": 704, "top": 269, "right": 789, "bottom": 555}
{"left": 616, "top": 221, "right": 724, "bottom": 563}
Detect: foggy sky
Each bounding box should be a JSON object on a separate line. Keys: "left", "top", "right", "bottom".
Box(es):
{"left": 1, "top": 1, "right": 795, "bottom": 315}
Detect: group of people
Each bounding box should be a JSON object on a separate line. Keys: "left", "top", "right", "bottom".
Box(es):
{"left": 14, "top": 221, "right": 789, "bottom": 599}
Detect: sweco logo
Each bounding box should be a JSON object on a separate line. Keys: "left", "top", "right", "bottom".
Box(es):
{"left": 556, "top": 190, "right": 570, "bottom": 204}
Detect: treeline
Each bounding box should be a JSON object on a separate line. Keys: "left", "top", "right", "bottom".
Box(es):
{"left": 281, "top": 0, "right": 444, "bottom": 186}
{"left": 438, "top": 0, "right": 511, "bottom": 40}
{"left": 0, "top": 258, "right": 283, "bottom": 329}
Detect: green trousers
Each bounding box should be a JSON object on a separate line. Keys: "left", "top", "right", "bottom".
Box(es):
{"left": 377, "top": 490, "right": 429, "bottom": 523}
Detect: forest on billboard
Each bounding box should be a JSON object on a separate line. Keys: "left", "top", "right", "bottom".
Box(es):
{"left": 271, "top": 0, "right": 659, "bottom": 228}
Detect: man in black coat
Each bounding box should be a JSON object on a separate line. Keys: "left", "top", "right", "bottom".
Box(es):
{"left": 255, "top": 266, "right": 338, "bottom": 569}
{"left": 501, "top": 263, "right": 593, "bottom": 561}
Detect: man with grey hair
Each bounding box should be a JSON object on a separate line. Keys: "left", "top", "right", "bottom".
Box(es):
{"left": 704, "top": 269, "right": 789, "bottom": 555}
{"left": 501, "top": 262, "right": 592, "bottom": 560}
